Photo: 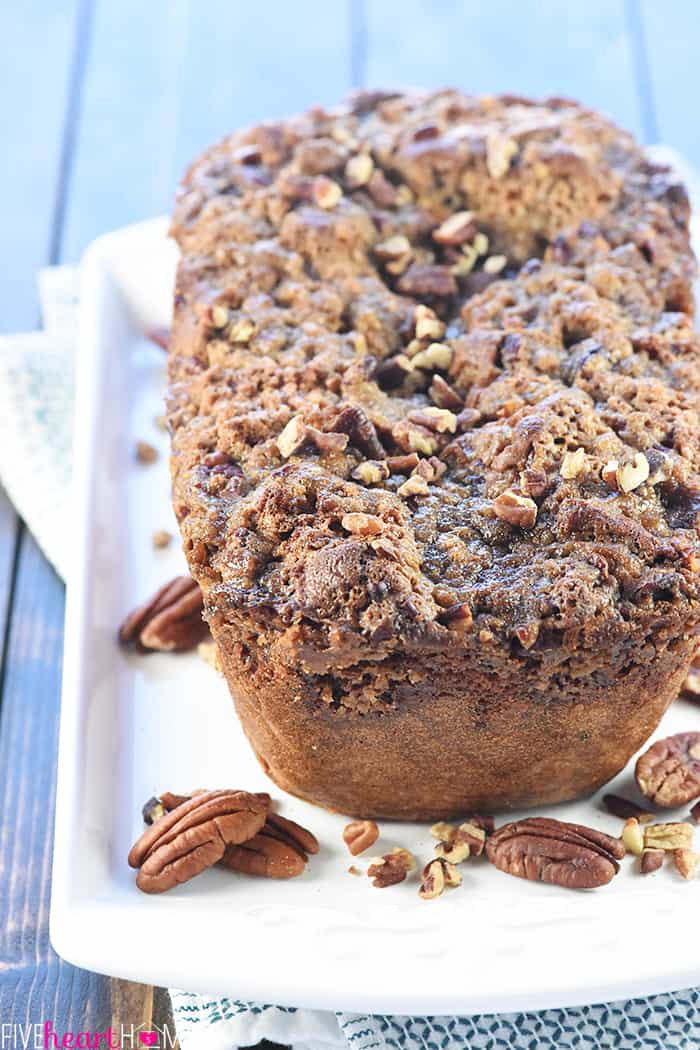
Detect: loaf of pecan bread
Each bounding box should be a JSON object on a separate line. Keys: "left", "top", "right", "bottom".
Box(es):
{"left": 167, "top": 90, "right": 700, "bottom": 820}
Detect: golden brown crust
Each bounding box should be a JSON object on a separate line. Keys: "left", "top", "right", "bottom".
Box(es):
{"left": 167, "top": 89, "right": 700, "bottom": 818}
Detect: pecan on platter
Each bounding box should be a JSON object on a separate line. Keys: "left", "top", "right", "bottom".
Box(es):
{"left": 486, "top": 817, "right": 625, "bottom": 889}
{"left": 128, "top": 789, "right": 269, "bottom": 893}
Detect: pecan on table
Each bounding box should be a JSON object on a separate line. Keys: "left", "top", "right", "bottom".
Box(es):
{"left": 485, "top": 817, "right": 625, "bottom": 890}
{"left": 118, "top": 575, "right": 208, "bottom": 652}
{"left": 128, "top": 789, "right": 269, "bottom": 893}
{"left": 635, "top": 732, "right": 700, "bottom": 807}
{"left": 221, "top": 812, "right": 319, "bottom": 879}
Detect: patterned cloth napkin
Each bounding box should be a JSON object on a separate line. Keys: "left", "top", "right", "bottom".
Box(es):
{"left": 1, "top": 146, "right": 699, "bottom": 1049}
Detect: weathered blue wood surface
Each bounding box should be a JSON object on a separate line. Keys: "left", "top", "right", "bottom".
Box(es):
{"left": 0, "top": 0, "right": 698, "bottom": 1034}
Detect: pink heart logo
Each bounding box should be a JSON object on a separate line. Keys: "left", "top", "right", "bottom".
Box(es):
{"left": 139, "top": 1034, "right": 158, "bottom": 1047}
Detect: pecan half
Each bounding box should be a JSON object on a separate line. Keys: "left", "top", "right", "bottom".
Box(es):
{"left": 118, "top": 576, "right": 208, "bottom": 653}
{"left": 635, "top": 732, "right": 700, "bottom": 807}
{"left": 486, "top": 817, "right": 625, "bottom": 889}
{"left": 128, "top": 790, "right": 269, "bottom": 893}
{"left": 343, "top": 819, "right": 379, "bottom": 856}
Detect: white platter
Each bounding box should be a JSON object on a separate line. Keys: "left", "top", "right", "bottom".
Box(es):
{"left": 51, "top": 214, "right": 700, "bottom": 1015}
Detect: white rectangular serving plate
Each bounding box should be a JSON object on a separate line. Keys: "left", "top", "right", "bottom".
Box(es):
{"left": 51, "top": 213, "right": 700, "bottom": 1016}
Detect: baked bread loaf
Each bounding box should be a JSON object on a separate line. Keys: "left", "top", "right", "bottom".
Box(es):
{"left": 168, "top": 90, "right": 700, "bottom": 820}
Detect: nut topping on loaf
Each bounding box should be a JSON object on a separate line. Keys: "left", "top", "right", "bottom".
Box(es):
{"left": 167, "top": 89, "right": 700, "bottom": 818}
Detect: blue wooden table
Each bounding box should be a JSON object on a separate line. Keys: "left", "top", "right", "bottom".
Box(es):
{"left": 0, "top": 0, "right": 698, "bottom": 1034}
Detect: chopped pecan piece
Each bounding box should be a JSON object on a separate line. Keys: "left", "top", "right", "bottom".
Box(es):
{"left": 635, "top": 732, "right": 700, "bottom": 806}
{"left": 519, "top": 467, "right": 548, "bottom": 499}
{"left": 413, "top": 456, "right": 446, "bottom": 482}
{"left": 432, "top": 819, "right": 484, "bottom": 861}
{"left": 128, "top": 790, "right": 269, "bottom": 893}
{"left": 456, "top": 821, "right": 487, "bottom": 856}
{"left": 618, "top": 452, "right": 650, "bottom": 493}
{"left": 640, "top": 848, "right": 665, "bottom": 874}
{"left": 308, "top": 427, "right": 348, "bottom": 454}
{"left": 493, "top": 490, "right": 538, "bottom": 528}
{"left": 673, "top": 848, "right": 699, "bottom": 879}
{"left": 622, "top": 817, "right": 644, "bottom": 856}
{"left": 486, "top": 817, "right": 625, "bottom": 889}
{"left": 393, "top": 420, "right": 439, "bottom": 456}
{"left": 602, "top": 793, "right": 653, "bottom": 823}
{"left": 277, "top": 172, "right": 315, "bottom": 201}
{"left": 398, "top": 476, "right": 430, "bottom": 498}
{"left": 486, "top": 133, "right": 518, "bottom": 179}
{"left": 375, "top": 235, "right": 411, "bottom": 261}
{"left": 118, "top": 576, "right": 208, "bottom": 653}
{"left": 277, "top": 415, "right": 308, "bottom": 458}
{"left": 429, "top": 374, "right": 462, "bottom": 410}
{"left": 312, "top": 176, "right": 342, "bottom": 209}
{"left": 419, "top": 857, "right": 461, "bottom": 899}
{"left": 419, "top": 858, "right": 446, "bottom": 899}
{"left": 352, "top": 460, "right": 390, "bottom": 485}
{"left": 438, "top": 603, "right": 473, "bottom": 631}
{"left": 643, "top": 821, "right": 694, "bottom": 851}
{"left": 396, "top": 264, "right": 457, "bottom": 298}
{"left": 411, "top": 342, "right": 453, "bottom": 371}
{"left": 142, "top": 796, "right": 167, "bottom": 825}
{"left": 407, "top": 406, "right": 457, "bottom": 433}
{"left": 345, "top": 153, "right": 373, "bottom": 188}
{"left": 433, "top": 210, "right": 476, "bottom": 246}
{"left": 483, "top": 254, "right": 508, "bottom": 274}
{"left": 386, "top": 452, "right": 420, "bottom": 474}
{"left": 332, "top": 404, "right": 385, "bottom": 458}
{"left": 367, "top": 847, "right": 415, "bottom": 887}
{"left": 560, "top": 447, "right": 586, "bottom": 479}
{"left": 468, "top": 813, "right": 496, "bottom": 834}
{"left": 341, "top": 512, "right": 383, "bottom": 537}
{"left": 367, "top": 170, "right": 398, "bottom": 207}
{"left": 343, "top": 819, "right": 379, "bottom": 856}
{"left": 415, "top": 304, "right": 445, "bottom": 341}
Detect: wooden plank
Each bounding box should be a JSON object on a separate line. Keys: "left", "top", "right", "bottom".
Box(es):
{"left": 364, "top": 0, "right": 643, "bottom": 138}
{"left": 0, "top": 0, "right": 114, "bottom": 1033}
{"left": 0, "top": 1, "right": 85, "bottom": 332}
{"left": 638, "top": 0, "right": 700, "bottom": 164}
{"left": 62, "top": 0, "right": 353, "bottom": 262}
{"left": 0, "top": 532, "right": 111, "bottom": 1028}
